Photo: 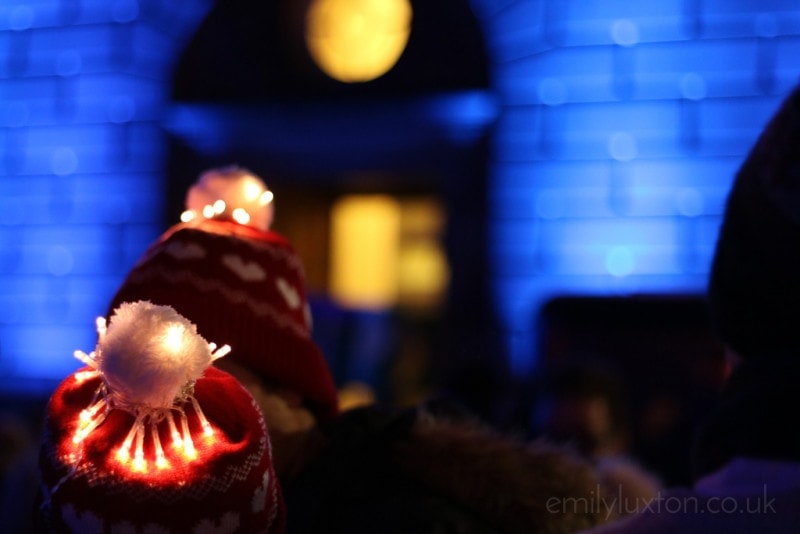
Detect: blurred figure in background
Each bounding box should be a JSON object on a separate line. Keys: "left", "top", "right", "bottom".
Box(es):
{"left": 540, "top": 361, "right": 632, "bottom": 459}
{"left": 581, "top": 83, "right": 800, "bottom": 532}
{"left": 537, "top": 360, "right": 662, "bottom": 518}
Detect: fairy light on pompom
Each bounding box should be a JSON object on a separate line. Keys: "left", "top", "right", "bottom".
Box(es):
{"left": 116, "top": 417, "right": 139, "bottom": 463}
{"left": 207, "top": 342, "right": 230, "bottom": 359}
{"left": 151, "top": 419, "right": 168, "bottom": 470}
{"left": 232, "top": 208, "right": 250, "bottom": 225}
{"left": 190, "top": 395, "right": 214, "bottom": 438}
{"left": 166, "top": 410, "right": 183, "bottom": 449}
{"left": 68, "top": 301, "right": 230, "bottom": 474}
{"left": 73, "top": 396, "right": 108, "bottom": 444}
{"left": 201, "top": 204, "right": 215, "bottom": 219}
{"left": 243, "top": 180, "right": 262, "bottom": 202}
{"left": 73, "top": 369, "right": 99, "bottom": 383}
{"left": 178, "top": 410, "right": 197, "bottom": 460}
{"left": 72, "top": 383, "right": 108, "bottom": 445}
{"left": 95, "top": 316, "right": 107, "bottom": 339}
{"left": 260, "top": 189, "right": 274, "bottom": 208}
{"left": 163, "top": 323, "right": 187, "bottom": 353}
{"left": 72, "top": 403, "right": 107, "bottom": 445}
{"left": 133, "top": 422, "right": 146, "bottom": 472}
{"left": 181, "top": 166, "right": 275, "bottom": 231}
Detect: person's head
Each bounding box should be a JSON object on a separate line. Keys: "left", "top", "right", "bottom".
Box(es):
{"left": 38, "top": 301, "right": 285, "bottom": 532}
{"left": 108, "top": 167, "right": 340, "bottom": 444}
{"left": 698, "top": 83, "right": 800, "bottom": 475}
{"left": 708, "top": 84, "right": 800, "bottom": 363}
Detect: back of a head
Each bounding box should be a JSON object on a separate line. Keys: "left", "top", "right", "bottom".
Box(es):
{"left": 699, "top": 84, "right": 800, "bottom": 475}
{"left": 708, "top": 84, "right": 800, "bottom": 361}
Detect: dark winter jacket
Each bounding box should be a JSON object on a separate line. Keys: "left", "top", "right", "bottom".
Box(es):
{"left": 282, "top": 404, "right": 612, "bottom": 534}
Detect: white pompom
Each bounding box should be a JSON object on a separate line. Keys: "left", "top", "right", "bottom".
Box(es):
{"left": 96, "top": 301, "right": 222, "bottom": 410}
{"left": 182, "top": 166, "right": 275, "bottom": 230}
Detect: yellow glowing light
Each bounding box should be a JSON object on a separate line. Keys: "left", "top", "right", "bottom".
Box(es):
{"left": 243, "top": 180, "right": 263, "bottom": 202}
{"left": 216, "top": 345, "right": 231, "bottom": 359}
{"left": 167, "top": 412, "right": 183, "bottom": 448}
{"left": 135, "top": 428, "right": 146, "bottom": 467}
{"left": 151, "top": 422, "right": 168, "bottom": 469}
{"left": 330, "top": 195, "right": 400, "bottom": 309}
{"left": 179, "top": 412, "right": 197, "bottom": 459}
{"left": 73, "top": 403, "right": 107, "bottom": 444}
{"left": 182, "top": 439, "right": 197, "bottom": 460}
{"left": 73, "top": 370, "right": 99, "bottom": 383}
{"left": 232, "top": 207, "right": 251, "bottom": 225}
{"left": 259, "top": 190, "right": 274, "bottom": 206}
{"left": 107, "top": 413, "right": 202, "bottom": 473}
{"left": 329, "top": 194, "right": 448, "bottom": 311}
{"left": 180, "top": 210, "right": 197, "bottom": 223}
{"left": 397, "top": 241, "right": 450, "bottom": 304}
{"left": 133, "top": 451, "right": 146, "bottom": 472}
{"left": 71, "top": 395, "right": 212, "bottom": 477}
{"left": 78, "top": 399, "right": 106, "bottom": 428}
{"left": 191, "top": 396, "right": 215, "bottom": 438}
{"left": 305, "top": 0, "right": 413, "bottom": 83}
{"left": 119, "top": 422, "right": 138, "bottom": 454}
{"left": 213, "top": 199, "right": 226, "bottom": 214}
{"left": 202, "top": 204, "right": 216, "bottom": 219}
{"left": 156, "top": 454, "right": 168, "bottom": 470}
{"left": 162, "top": 324, "right": 186, "bottom": 353}
{"left": 113, "top": 435, "right": 172, "bottom": 473}
{"left": 117, "top": 446, "right": 130, "bottom": 463}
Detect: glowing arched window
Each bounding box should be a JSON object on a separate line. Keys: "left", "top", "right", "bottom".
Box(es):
{"left": 305, "top": 0, "right": 413, "bottom": 83}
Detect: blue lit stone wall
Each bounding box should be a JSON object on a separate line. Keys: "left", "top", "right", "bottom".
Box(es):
{"left": 470, "top": 0, "right": 800, "bottom": 374}
{"left": 3, "top": 0, "right": 800, "bottom": 391}
{"left": 0, "top": 0, "right": 210, "bottom": 390}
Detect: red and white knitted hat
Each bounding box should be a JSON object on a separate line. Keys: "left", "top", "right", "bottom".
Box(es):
{"left": 107, "top": 167, "right": 339, "bottom": 423}
{"left": 38, "top": 300, "right": 285, "bottom": 533}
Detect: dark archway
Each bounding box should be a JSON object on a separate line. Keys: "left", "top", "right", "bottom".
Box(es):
{"left": 164, "top": 0, "right": 513, "bottom": 425}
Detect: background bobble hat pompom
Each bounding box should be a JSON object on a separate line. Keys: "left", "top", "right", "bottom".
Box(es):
{"left": 38, "top": 301, "right": 286, "bottom": 533}
{"left": 108, "top": 166, "right": 339, "bottom": 423}
{"left": 183, "top": 165, "right": 275, "bottom": 231}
